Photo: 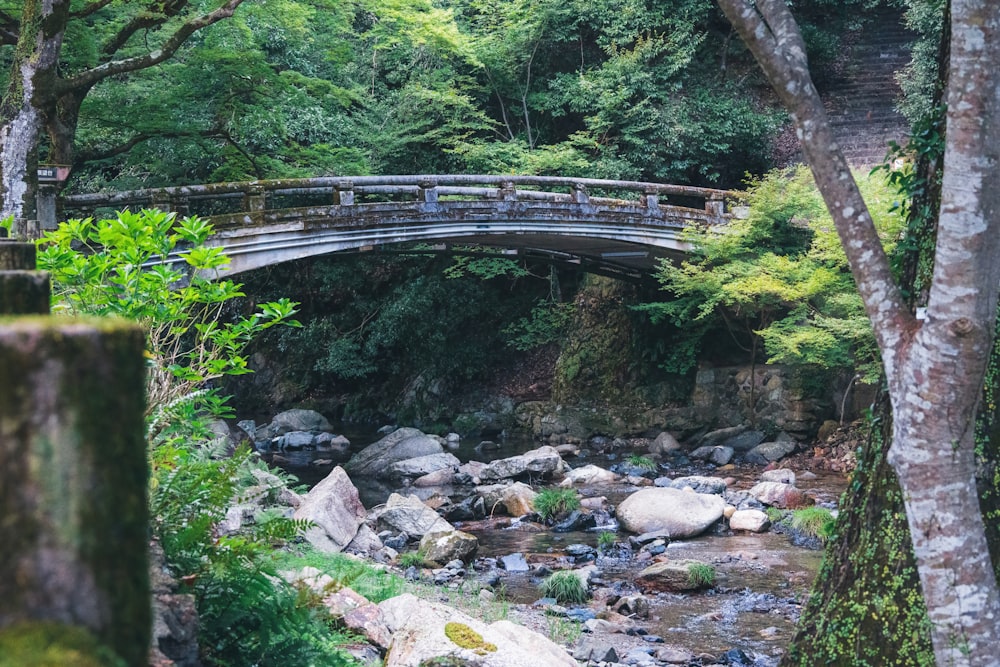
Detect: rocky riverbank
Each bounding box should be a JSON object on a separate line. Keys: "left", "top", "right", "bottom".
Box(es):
{"left": 147, "top": 409, "right": 858, "bottom": 667}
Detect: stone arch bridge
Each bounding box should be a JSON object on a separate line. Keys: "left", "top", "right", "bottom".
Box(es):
{"left": 60, "top": 175, "right": 741, "bottom": 280}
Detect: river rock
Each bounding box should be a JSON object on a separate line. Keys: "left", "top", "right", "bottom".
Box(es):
{"left": 294, "top": 466, "right": 367, "bottom": 552}
{"left": 709, "top": 446, "right": 735, "bottom": 465}
{"left": 696, "top": 424, "right": 747, "bottom": 448}
{"left": 373, "top": 492, "right": 454, "bottom": 538}
{"left": 345, "top": 428, "right": 444, "bottom": 478}
{"left": 315, "top": 432, "right": 351, "bottom": 453}
{"left": 274, "top": 430, "right": 317, "bottom": 450}
{"left": 386, "top": 452, "right": 461, "bottom": 479}
{"left": 420, "top": 529, "right": 479, "bottom": 564}
{"left": 748, "top": 481, "right": 811, "bottom": 509}
{"left": 660, "top": 475, "right": 728, "bottom": 495}
{"left": 689, "top": 445, "right": 733, "bottom": 465}
{"left": 379, "top": 594, "right": 577, "bottom": 667}
{"left": 760, "top": 468, "right": 796, "bottom": 485}
{"left": 729, "top": 509, "right": 771, "bottom": 532}
{"left": 260, "top": 408, "right": 334, "bottom": 439}
{"left": 559, "top": 464, "right": 620, "bottom": 486}
{"left": 649, "top": 431, "right": 682, "bottom": 456}
{"left": 616, "top": 487, "right": 725, "bottom": 538}
{"left": 477, "top": 482, "right": 537, "bottom": 517}
{"left": 747, "top": 440, "right": 797, "bottom": 463}
{"left": 478, "top": 445, "right": 566, "bottom": 481}
{"left": 635, "top": 559, "right": 715, "bottom": 592}
{"left": 412, "top": 468, "right": 457, "bottom": 487}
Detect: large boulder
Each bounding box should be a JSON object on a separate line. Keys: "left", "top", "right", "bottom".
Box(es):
{"left": 649, "top": 431, "right": 682, "bottom": 457}
{"left": 616, "top": 487, "right": 725, "bottom": 539}
{"left": 260, "top": 408, "right": 334, "bottom": 439}
{"left": 379, "top": 594, "right": 577, "bottom": 667}
{"left": 559, "top": 464, "right": 620, "bottom": 487}
{"left": 478, "top": 482, "right": 537, "bottom": 517}
{"left": 385, "top": 452, "right": 461, "bottom": 480}
{"left": 748, "top": 481, "right": 811, "bottom": 509}
{"left": 373, "top": 493, "right": 454, "bottom": 538}
{"left": 729, "top": 509, "right": 771, "bottom": 532}
{"left": 294, "top": 466, "right": 367, "bottom": 552}
{"left": 419, "top": 530, "right": 479, "bottom": 564}
{"left": 478, "top": 445, "right": 565, "bottom": 482}
{"left": 345, "top": 428, "right": 444, "bottom": 478}
{"left": 746, "top": 440, "right": 797, "bottom": 463}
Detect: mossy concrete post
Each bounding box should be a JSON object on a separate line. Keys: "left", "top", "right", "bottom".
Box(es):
{"left": 0, "top": 317, "right": 150, "bottom": 665}
{"left": 0, "top": 240, "right": 49, "bottom": 315}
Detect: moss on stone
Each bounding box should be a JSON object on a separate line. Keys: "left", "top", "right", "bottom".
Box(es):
{"left": 0, "top": 318, "right": 150, "bottom": 666}
{"left": 444, "top": 622, "right": 496, "bottom": 654}
{"left": 0, "top": 622, "right": 126, "bottom": 667}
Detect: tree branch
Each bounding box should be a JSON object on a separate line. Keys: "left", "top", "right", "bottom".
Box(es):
{"left": 74, "top": 128, "right": 219, "bottom": 164}
{"left": 56, "top": 0, "right": 245, "bottom": 94}
{"left": 716, "top": 0, "right": 913, "bottom": 380}
{"left": 100, "top": 0, "right": 191, "bottom": 58}
{"left": 69, "top": 0, "right": 115, "bottom": 19}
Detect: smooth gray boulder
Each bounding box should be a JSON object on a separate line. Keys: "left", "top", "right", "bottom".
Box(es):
{"left": 729, "top": 509, "right": 771, "bottom": 532}
{"left": 660, "top": 475, "right": 728, "bottom": 495}
{"left": 649, "top": 431, "right": 681, "bottom": 456}
{"left": 385, "top": 452, "right": 460, "bottom": 479}
{"left": 294, "top": 466, "right": 367, "bottom": 552}
{"left": 559, "top": 464, "right": 620, "bottom": 487}
{"left": 260, "top": 408, "right": 334, "bottom": 439}
{"left": 419, "top": 530, "right": 479, "bottom": 564}
{"left": 372, "top": 493, "right": 453, "bottom": 538}
{"left": 616, "top": 487, "right": 725, "bottom": 539}
{"left": 379, "top": 594, "right": 577, "bottom": 667}
{"left": 478, "top": 445, "right": 565, "bottom": 481}
{"left": 747, "top": 440, "right": 797, "bottom": 462}
{"left": 345, "top": 428, "right": 444, "bottom": 478}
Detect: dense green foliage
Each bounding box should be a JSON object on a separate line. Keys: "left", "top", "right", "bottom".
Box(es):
{"left": 39, "top": 211, "right": 365, "bottom": 666}
{"left": 0, "top": 0, "right": 888, "bottom": 193}
{"left": 639, "top": 166, "right": 905, "bottom": 380}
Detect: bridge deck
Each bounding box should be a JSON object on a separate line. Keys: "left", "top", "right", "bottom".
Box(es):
{"left": 60, "top": 175, "right": 741, "bottom": 278}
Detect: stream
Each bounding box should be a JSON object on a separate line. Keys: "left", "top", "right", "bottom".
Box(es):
{"left": 262, "top": 425, "right": 848, "bottom": 663}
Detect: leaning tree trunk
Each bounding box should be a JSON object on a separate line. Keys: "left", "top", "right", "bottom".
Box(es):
{"left": 0, "top": 0, "right": 69, "bottom": 236}
{"left": 716, "top": 0, "right": 1000, "bottom": 663}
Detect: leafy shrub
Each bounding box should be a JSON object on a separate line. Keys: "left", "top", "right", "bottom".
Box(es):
{"left": 533, "top": 489, "right": 581, "bottom": 522}
{"left": 686, "top": 563, "right": 716, "bottom": 588}
{"left": 539, "top": 570, "right": 588, "bottom": 604}
{"left": 397, "top": 551, "right": 425, "bottom": 569}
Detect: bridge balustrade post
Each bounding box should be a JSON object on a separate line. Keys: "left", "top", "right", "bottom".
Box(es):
{"left": 244, "top": 185, "right": 266, "bottom": 213}
{"left": 334, "top": 181, "right": 354, "bottom": 206}
{"left": 418, "top": 179, "right": 439, "bottom": 204}
{"left": 641, "top": 187, "right": 660, "bottom": 209}
{"left": 572, "top": 183, "right": 589, "bottom": 204}
{"left": 35, "top": 184, "right": 59, "bottom": 233}
{"left": 150, "top": 192, "right": 190, "bottom": 218}
{"left": 705, "top": 197, "right": 725, "bottom": 217}
{"left": 498, "top": 180, "right": 517, "bottom": 201}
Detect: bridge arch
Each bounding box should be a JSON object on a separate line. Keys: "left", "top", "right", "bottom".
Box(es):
{"left": 61, "top": 175, "right": 739, "bottom": 279}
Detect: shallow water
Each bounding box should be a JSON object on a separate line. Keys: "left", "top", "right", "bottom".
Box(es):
{"left": 262, "top": 423, "right": 845, "bottom": 660}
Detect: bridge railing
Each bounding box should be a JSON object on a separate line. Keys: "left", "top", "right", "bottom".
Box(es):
{"left": 60, "top": 175, "right": 742, "bottom": 221}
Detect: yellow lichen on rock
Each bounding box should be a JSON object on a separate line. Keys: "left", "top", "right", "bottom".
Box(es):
{"left": 444, "top": 621, "right": 497, "bottom": 654}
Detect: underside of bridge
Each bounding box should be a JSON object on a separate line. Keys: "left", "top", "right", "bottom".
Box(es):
{"left": 341, "top": 233, "right": 688, "bottom": 281}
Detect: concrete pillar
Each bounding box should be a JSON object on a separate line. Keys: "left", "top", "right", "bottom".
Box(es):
{"left": 641, "top": 187, "right": 660, "bottom": 209}
{"left": 706, "top": 197, "right": 725, "bottom": 217}
{"left": 334, "top": 180, "right": 355, "bottom": 206}
{"left": 0, "top": 241, "right": 48, "bottom": 315}
{"left": 0, "top": 318, "right": 150, "bottom": 665}
{"left": 572, "top": 182, "right": 589, "bottom": 204}
{"left": 418, "top": 178, "right": 439, "bottom": 204}
{"left": 35, "top": 185, "right": 58, "bottom": 233}
{"left": 498, "top": 180, "right": 517, "bottom": 201}
{"left": 244, "top": 185, "right": 266, "bottom": 213}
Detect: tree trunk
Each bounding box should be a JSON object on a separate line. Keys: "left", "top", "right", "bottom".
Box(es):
{"left": 0, "top": 0, "right": 69, "bottom": 237}
{"left": 715, "top": 0, "right": 1000, "bottom": 663}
